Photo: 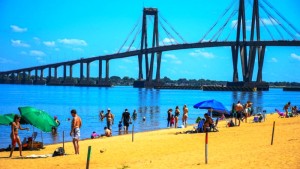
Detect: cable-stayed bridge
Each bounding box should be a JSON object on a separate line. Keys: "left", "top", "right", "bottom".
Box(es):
{"left": 1, "top": 0, "right": 300, "bottom": 90}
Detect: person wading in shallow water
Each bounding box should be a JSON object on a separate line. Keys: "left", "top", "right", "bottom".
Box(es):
{"left": 9, "top": 115, "right": 29, "bottom": 157}
{"left": 102, "top": 108, "right": 114, "bottom": 130}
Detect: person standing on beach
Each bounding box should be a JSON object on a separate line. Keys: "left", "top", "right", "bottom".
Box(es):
{"left": 132, "top": 109, "right": 137, "bottom": 121}
{"left": 121, "top": 109, "right": 131, "bottom": 134}
{"left": 235, "top": 101, "right": 243, "bottom": 126}
{"left": 174, "top": 106, "right": 180, "bottom": 128}
{"left": 70, "top": 109, "right": 82, "bottom": 155}
{"left": 284, "top": 102, "right": 291, "bottom": 118}
{"left": 182, "top": 104, "right": 188, "bottom": 127}
{"left": 167, "top": 108, "right": 172, "bottom": 128}
{"left": 9, "top": 115, "right": 29, "bottom": 157}
{"left": 102, "top": 108, "right": 114, "bottom": 130}
{"left": 242, "top": 101, "right": 252, "bottom": 123}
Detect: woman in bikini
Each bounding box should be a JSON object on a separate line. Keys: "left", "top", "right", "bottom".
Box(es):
{"left": 9, "top": 115, "right": 29, "bottom": 157}
{"left": 174, "top": 106, "right": 180, "bottom": 128}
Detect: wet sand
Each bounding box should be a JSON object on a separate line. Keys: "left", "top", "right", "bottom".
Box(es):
{"left": 0, "top": 113, "right": 299, "bottom": 169}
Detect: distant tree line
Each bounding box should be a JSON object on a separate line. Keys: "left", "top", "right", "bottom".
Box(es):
{"left": 1, "top": 74, "right": 300, "bottom": 87}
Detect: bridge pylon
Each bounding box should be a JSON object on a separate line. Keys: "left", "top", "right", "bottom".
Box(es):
{"left": 232, "top": 0, "right": 266, "bottom": 83}
{"left": 135, "top": 8, "right": 162, "bottom": 88}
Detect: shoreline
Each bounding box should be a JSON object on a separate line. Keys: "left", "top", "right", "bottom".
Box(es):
{"left": 0, "top": 113, "right": 299, "bottom": 169}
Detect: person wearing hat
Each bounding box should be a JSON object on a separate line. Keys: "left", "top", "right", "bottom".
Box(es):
{"left": 121, "top": 108, "right": 131, "bottom": 134}
{"left": 102, "top": 108, "right": 114, "bottom": 130}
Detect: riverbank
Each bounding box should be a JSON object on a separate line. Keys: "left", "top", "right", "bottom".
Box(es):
{"left": 0, "top": 113, "right": 299, "bottom": 169}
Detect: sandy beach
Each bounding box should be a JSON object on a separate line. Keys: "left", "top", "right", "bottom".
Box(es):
{"left": 0, "top": 113, "right": 299, "bottom": 169}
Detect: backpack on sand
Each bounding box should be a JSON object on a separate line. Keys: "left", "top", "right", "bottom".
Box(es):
{"left": 52, "top": 147, "right": 65, "bottom": 157}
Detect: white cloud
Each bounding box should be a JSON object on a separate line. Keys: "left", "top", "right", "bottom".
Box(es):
{"left": 72, "top": 48, "right": 84, "bottom": 52}
{"left": 20, "top": 51, "right": 27, "bottom": 55}
{"left": 164, "top": 53, "right": 181, "bottom": 64}
{"left": 0, "top": 57, "right": 17, "bottom": 64}
{"left": 10, "top": 25, "right": 27, "bottom": 33}
{"left": 122, "top": 58, "right": 134, "bottom": 63}
{"left": 271, "top": 57, "right": 278, "bottom": 62}
{"left": 162, "top": 38, "right": 176, "bottom": 43}
{"left": 36, "top": 57, "right": 46, "bottom": 63}
{"left": 189, "top": 49, "right": 214, "bottom": 58}
{"left": 43, "top": 41, "right": 55, "bottom": 47}
{"left": 11, "top": 40, "right": 30, "bottom": 47}
{"left": 173, "top": 60, "right": 182, "bottom": 64}
{"left": 58, "top": 38, "right": 87, "bottom": 46}
{"left": 30, "top": 50, "right": 46, "bottom": 56}
{"left": 291, "top": 53, "right": 300, "bottom": 61}
{"left": 161, "top": 59, "right": 167, "bottom": 62}
{"left": 164, "top": 54, "right": 177, "bottom": 60}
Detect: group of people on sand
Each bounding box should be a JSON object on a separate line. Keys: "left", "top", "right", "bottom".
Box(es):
{"left": 167, "top": 104, "right": 189, "bottom": 128}
{"left": 283, "top": 101, "right": 299, "bottom": 117}
{"left": 232, "top": 100, "right": 254, "bottom": 126}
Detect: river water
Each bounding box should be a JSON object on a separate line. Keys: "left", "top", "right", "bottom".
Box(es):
{"left": 0, "top": 84, "right": 299, "bottom": 148}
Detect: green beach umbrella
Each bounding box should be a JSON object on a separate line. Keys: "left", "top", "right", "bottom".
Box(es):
{"left": 18, "top": 106, "right": 58, "bottom": 132}
{"left": 0, "top": 113, "right": 28, "bottom": 126}
{"left": 0, "top": 114, "right": 13, "bottom": 126}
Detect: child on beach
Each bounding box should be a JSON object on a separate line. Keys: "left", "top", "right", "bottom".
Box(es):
{"left": 118, "top": 121, "right": 123, "bottom": 132}
{"left": 91, "top": 131, "right": 99, "bottom": 139}
{"left": 170, "top": 115, "right": 175, "bottom": 127}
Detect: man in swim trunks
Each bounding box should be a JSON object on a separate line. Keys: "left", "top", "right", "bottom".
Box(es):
{"left": 70, "top": 109, "right": 82, "bottom": 154}
{"left": 121, "top": 109, "right": 131, "bottom": 134}
{"left": 102, "top": 108, "right": 114, "bottom": 130}
{"left": 235, "top": 101, "right": 244, "bottom": 126}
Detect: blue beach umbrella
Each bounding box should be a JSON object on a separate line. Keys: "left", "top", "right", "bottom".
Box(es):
{"left": 193, "top": 99, "right": 229, "bottom": 117}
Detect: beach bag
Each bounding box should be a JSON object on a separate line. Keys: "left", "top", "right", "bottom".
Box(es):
{"left": 52, "top": 147, "right": 65, "bottom": 157}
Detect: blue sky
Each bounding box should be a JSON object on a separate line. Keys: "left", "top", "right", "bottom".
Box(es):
{"left": 1, "top": 0, "right": 300, "bottom": 82}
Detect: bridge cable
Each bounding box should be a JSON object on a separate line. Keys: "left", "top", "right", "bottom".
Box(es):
{"left": 117, "top": 18, "right": 141, "bottom": 53}
{"left": 199, "top": 0, "right": 237, "bottom": 42}
{"left": 216, "top": 2, "right": 253, "bottom": 42}
{"left": 159, "top": 14, "right": 187, "bottom": 44}
{"left": 147, "top": 15, "right": 174, "bottom": 46}
{"left": 210, "top": 9, "right": 238, "bottom": 42}
{"left": 154, "top": 16, "right": 179, "bottom": 45}
{"left": 127, "top": 28, "right": 142, "bottom": 52}
{"left": 262, "top": 0, "right": 300, "bottom": 39}
{"left": 225, "top": 20, "right": 238, "bottom": 41}
{"left": 259, "top": 17, "right": 275, "bottom": 40}
{"left": 258, "top": 1, "right": 292, "bottom": 40}
{"left": 158, "top": 19, "right": 179, "bottom": 45}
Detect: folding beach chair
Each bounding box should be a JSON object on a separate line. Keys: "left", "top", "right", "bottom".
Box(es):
{"left": 211, "top": 118, "right": 219, "bottom": 132}
{"left": 275, "top": 109, "right": 285, "bottom": 118}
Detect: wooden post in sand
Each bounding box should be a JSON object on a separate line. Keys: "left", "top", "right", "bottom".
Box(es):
{"left": 63, "top": 131, "right": 65, "bottom": 151}
{"left": 86, "top": 146, "right": 92, "bottom": 169}
{"left": 205, "top": 131, "right": 208, "bottom": 164}
{"left": 271, "top": 121, "right": 275, "bottom": 145}
{"left": 132, "top": 124, "right": 134, "bottom": 142}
